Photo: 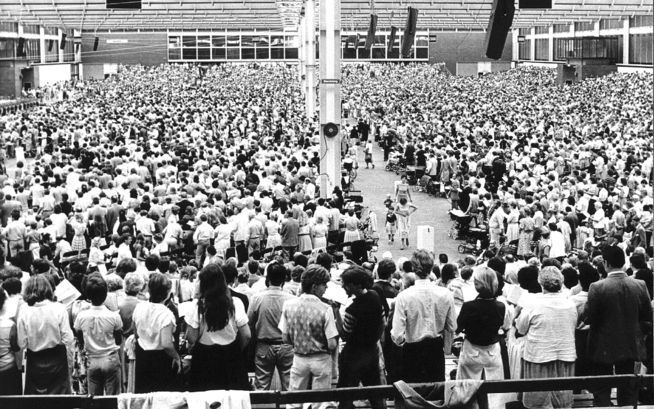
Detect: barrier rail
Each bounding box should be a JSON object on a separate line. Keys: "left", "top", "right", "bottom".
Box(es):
{"left": 1, "top": 375, "right": 652, "bottom": 409}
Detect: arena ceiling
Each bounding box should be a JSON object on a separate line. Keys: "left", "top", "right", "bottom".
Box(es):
{"left": 0, "top": 0, "right": 651, "bottom": 31}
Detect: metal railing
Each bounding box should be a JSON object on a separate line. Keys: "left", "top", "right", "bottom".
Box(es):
{"left": 0, "top": 375, "right": 652, "bottom": 409}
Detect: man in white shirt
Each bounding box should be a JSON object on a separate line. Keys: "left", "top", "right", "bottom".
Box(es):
{"left": 391, "top": 250, "right": 456, "bottom": 382}
{"left": 193, "top": 214, "right": 214, "bottom": 265}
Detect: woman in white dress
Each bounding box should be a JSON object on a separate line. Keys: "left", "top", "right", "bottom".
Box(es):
{"left": 394, "top": 198, "right": 417, "bottom": 250}
{"left": 343, "top": 210, "right": 361, "bottom": 244}
{"left": 312, "top": 216, "right": 329, "bottom": 251}
{"left": 505, "top": 201, "right": 520, "bottom": 244}
{"left": 297, "top": 212, "right": 313, "bottom": 253}
{"left": 213, "top": 216, "right": 234, "bottom": 259}
{"left": 265, "top": 213, "right": 282, "bottom": 249}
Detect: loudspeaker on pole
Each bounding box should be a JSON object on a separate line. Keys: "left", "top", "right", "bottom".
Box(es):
{"left": 93, "top": 36, "right": 99, "bottom": 51}
{"left": 60, "top": 32, "right": 67, "bottom": 50}
{"left": 401, "top": 7, "right": 418, "bottom": 58}
{"left": 17, "top": 37, "right": 26, "bottom": 57}
{"left": 364, "top": 14, "right": 378, "bottom": 50}
{"left": 484, "top": 0, "right": 515, "bottom": 59}
{"left": 387, "top": 26, "right": 398, "bottom": 54}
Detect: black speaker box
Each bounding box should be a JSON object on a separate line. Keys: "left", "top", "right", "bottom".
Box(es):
{"left": 519, "top": 0, "right": 552, "bottom": 8}
{"left": 106, "top": 0, "right": 142, "bottom": 9}
{"left": 364, "top": 14, "right": 378, "bottom": 50}
{"left": 93, "top": 36, "right": 99, "bottom": 51}
{"left": 387, "top": 26, "right": 398, "bottom": 54}
{"left": 47, "top": 39, "right": 53, "bottom": 52}
{"left": 60, "top": 33, "right": 67, "bottom": 50}
{"left": 484, "top": 0, "right": 515, "bottom": 59}
{"left": 17, "top": 37, "right": 26, "bottom": 57}
{"left": 401, "top": 7, "right": 418, "bottom": 58}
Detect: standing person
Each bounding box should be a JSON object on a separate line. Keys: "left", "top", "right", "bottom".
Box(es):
{"left": 364, "top": 139, "right": 374, "bottom": 169}
{"left": 17, "top": 275, "right": 75, "bottom": 394}
{"left": 334, "top": 265, "right": 385, "bottom": 409}
{"left": 391, "top": 250, "right": 456, "bottom": 382}
{"left": 73, "top": 273, "right": 123, "bottom": 395}
{"left": 515, "top": 267, "right": 578, "bottom": 409}
{"left": 394, "top": 198, "right": 417, "bottom": 250}
{"left": 489, "top": 202, "right": 508, "bottom": 248}
{"left": 281, "top": 211, "right": 300, "bottom": 256}
{"left": 193, "top": 214, "right": 214, "bottom": 266}
{"left": 247, "top": 262, "right": 296, "bottom": 390}
{"left": 456, "top": 267, "right": 512, "bottom": 407}
{"left": 279, "top": 265, "right": 339, "bottom": 409}
{"left": 385, "top": 205, "right": 398, "bottom": 245}
{"left": 0, "top": 287, "right": 21, "bottom": 395}
{"left": 185, "top": 264, "right": 251, "bottom": 391}
{"left": 131, "top": 273, "right": 181, "bottom": 393}
{"left": 586, "top": 245, "right": 652, "bottom": 407}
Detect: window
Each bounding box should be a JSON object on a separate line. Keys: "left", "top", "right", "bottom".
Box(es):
{"left": 574, "top": 21, "right": 595, "bottom": 32}
{"left": 372, "top": 34, "right": 386, "bottom": 59}
{"left": 553, "top": 24, "right": 570, "bottom": 33}
{"left": 518, "top": 39, "right": 531, "bottom": 60}
{"left": 227, "top": 35, "right": 240, "bottom": 59}
{"left": 342, "top": 35, "right": 356, "bottom": 59}
{"left": 535, "top": 26, "right": 549, "bottom": 34}
{"left": 45, "top": 39, "right": 59, "bottom": 62}
{"left": 357, "top": 35, "right": 369, "bottom": 58}
{"left": 285, "top": 35, "right": 298, "bottom": 59}
{"left": 271, "top": 35, "right": 284, "bottom": 59}
{"left": 0, "top": 38, "right": 15, "bottom": 59}
{"left": 212, "top": 35, "right": 225, "bottom": 59}
{"left": 26, "top": 38, "right": 40, "bottom": 62}
{"left": 0, "top": 21, "right": 18, "bottom": 33}
{"left": 22, "top": 24, "right": 40, "bottom": 34}
{"left": 197, "top": 35, "right": 210, "bottom": 60}
{"left": 168, "top": 36, "right": 181, "bottom": 60}
{"left": 629, "top": 33, "right": 653, "bottom": 64}
{"left": 518, "top": 27, "right": 530, "bottom": 36}
{"left": 534, "top": 38, "right": 548, "bottom": 60}
{"left": 43, "top": 27, "right": 58, "bottom": 36}
{"left": 630, "top": 15, "right": 653, "bottom": 28}
{"left": 241, "top": 35, "right": 255, "bottom": 59}
{"left": 600, "top": 19, "right": 622, "bottom": 30}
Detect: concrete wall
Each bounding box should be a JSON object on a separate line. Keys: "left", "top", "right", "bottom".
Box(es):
{"left": 33, "top": 63, "right": 72, "bottom": 87}
{"left": 81, "top": 32, "right": 167, "bottom": 66}
{"left": 456, "top": 61, "right": 512, "bottom": 76}
{"left": 429, "top": 32, "right": 512, "bottom": 73}
{"left": 617, "top": 65, "right": 654, "bottom": 73}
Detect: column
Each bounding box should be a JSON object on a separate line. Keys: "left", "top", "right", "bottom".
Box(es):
{"left": 548, "top": 25, "right": 554, "bottom": 61}
{"left": 319, "top": 0, "right": 341, "bottom": 198}
{"left": 58, "top": 28, "right": 64, "bottom": 63}
{"left": 623, "top": 18, "right": 630, "bottom": 64}
{"left": 529, "top": 27, "right": 535, "bottom": 60}
{"left": 511, "top": 30, "right": 519, "bottom": 61}
{"left": 304, "top": 0, "right": 316, "bottom": 117}
{"left": 39, "top": 26, "right": 46, "bottom": 64}
{"left": 298, "top": 16, "right": 306, "bottom": 92}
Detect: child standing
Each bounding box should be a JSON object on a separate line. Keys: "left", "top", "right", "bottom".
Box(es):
{"left": 74, "top": 273, "right": 123, "bottom": 396}
{"left": 385, "top": 205, "right": 398, "bottom": 245}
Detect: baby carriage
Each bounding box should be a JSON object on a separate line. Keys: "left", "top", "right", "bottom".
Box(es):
{"left": 385, "top": 151, "right": 406, "bottom": 174}
{"left": 448, "top": 209, "right": 474, "bottom": 239}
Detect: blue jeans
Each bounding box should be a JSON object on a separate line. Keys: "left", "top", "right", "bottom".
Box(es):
{"left": 87, "top": 351, "right": 121, "bottom": 396}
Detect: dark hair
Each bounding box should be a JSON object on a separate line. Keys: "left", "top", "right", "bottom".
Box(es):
{"left": 602, "top": 245, "right": 625, "bottom": 269}
{"left": 267, "top": 263, "right": 287, "bottom": 286}
{"left": 223, "top": 264, "right": 238, "bottom": 284}
{"left": 145, "top": 255, "right": 160, "bottom": 271}
{"left": 630, "top": 253, "right": 647, "bottom": 270}
{"left": 198, "top": 264, "right": 234, "bottom": 331}
{"left": 116, "top": 258, "right": 137, "bottom": 278}
{"left": 2, "top": 277, "right": 21, "bottom": 296}
{"left": 291, "top": 266, "right": 304, "bottom": 283}
{"left": 441, "top": 263, "right": 458, "bottom": 284}
{"left": 410, "top": 250, "right": 433, "bottom": 278}
{"left": 301, "top": 264, "right": 330, "bottom": 294}
{"left": 148, "top": 272, "right": 172, "bottom": 303}
{"left": 578, "top": 262, "right": 599, "bottom": 292}
{"left": 487, "top": 257, "right": 506, "bottom": 275}
{"left": 635, "top": 269, "right": 654, "bottom": 300}
{"left": 438, "top": 253, "right": 449, "bottom": 264}
{"left": 377, "top": 259, "right": 396, "bottom": 280}
{"left": 517, "top": 265, "right": 542, "bottom": 293}
{"left": 85, "top": 273, "right": 108, "bottom": 306}
{"left": 293, "top": 253, "right": 309, "bottom": 268}
{"left": 316, "top": 253, "right": 332, "bottom": 271}
{"left": 341, "top": 265, "right": 373, "bottom": 289}
{"left": 460, "top": 266, "right": 474, "bottom": 281}
{"left": 561, "top": 267, "right": 579, "bottom": 289}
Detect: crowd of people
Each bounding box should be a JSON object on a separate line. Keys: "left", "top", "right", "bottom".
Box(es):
{"left": 0, "top": 62, "right": 651, "bottom": 409}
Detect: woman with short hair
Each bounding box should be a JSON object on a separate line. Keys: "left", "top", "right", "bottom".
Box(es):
{"left": 131, "top": 272, "right": 180, "bottom": 392}
{"left": 185, "top": 263, "right": 250, "bottom": 391}
{"left": 515, "top": 266, "right": 577, "bottom": 409}
{"left": 17, "top": 275, "right": 75, "bottom": 394}
{"left": 456, "top": 267, "right": 512, "bottom": 407}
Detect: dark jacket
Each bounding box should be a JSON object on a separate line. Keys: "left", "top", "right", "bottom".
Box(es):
{"left": 587, "top": 272, "right": 652, "bottom": 364}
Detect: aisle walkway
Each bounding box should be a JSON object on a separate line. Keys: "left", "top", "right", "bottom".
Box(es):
{"left": 353, "top": 142, "right": 461, "bottom": 262}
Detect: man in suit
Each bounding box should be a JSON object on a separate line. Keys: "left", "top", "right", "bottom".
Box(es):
{"left": 586, "top": 245, "right": 652, "bottom": 406}
{"left": 105, "top": 196, "right": 123, "bottom": 238}
{"left": 280, "top": 211, "right": 299, "bottom": 256}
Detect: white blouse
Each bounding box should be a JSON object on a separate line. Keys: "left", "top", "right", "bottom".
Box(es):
{"left": 132, "top": 302, "right": 176, "bottom": 350}
{"left": 17, "top": 300, "right": 74, "bottom": 353}
{"left": 185, "top": 297, "right": 247, "bottom": 346}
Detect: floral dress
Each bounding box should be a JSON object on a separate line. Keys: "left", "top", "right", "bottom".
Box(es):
{"left": 70, "top": 220, "right": 87, "bottom": 252}
{"left": 517, "top": 216, "right": 535, "bottom": 256}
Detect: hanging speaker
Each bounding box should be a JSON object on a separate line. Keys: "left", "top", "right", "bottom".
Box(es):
{"left": 93, "top": 36, "right": 99, "bottom": 51}
{"left": 47, "top": 39, "right": 53, "bottom": 52}
{"left": 354, "top": 33, "right": 360, "bottom": 51}
{"left": 107, "top": 0, "right": 142, "bottom": 9}
{"left": 364, "top": 14, "right": 378, "bottom": 50}
{"left": 484, "top": 0, "right": 515, "bottom": 59}
{"left": 323, "top": 123, "right": 339, "bottom": 138}
{"left": 17, "top": 37, "right": 26, "bottom": 57}
{"left": 401, "top": 7, "right": 418, "bottom": 58}
{"left": 60, "top": 33, "right": 67, "bottom": 50}
{"left": 387, "top": 26, "right": 398, "bottom": 54}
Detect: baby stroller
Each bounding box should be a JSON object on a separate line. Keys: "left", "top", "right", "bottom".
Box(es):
{"left": 385, "top": 151, "right": 406, "bottom": 174}
{"left": 457, "top": 227, "right": 490, "bottom": 256}
{"left": 448, "top": 210, "right": 474, "bottom": 239}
